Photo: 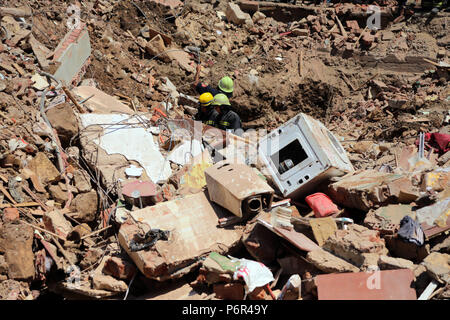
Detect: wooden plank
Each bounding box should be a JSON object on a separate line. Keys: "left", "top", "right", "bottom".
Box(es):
{"left": 0, "top": 202, "right": 40, "bottom": 209}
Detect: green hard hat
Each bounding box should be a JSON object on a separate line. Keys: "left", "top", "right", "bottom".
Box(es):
{"left": 212, "top": 93, "right": 231, "bottom": 106}
{"left": 218, "top": 76, "right": 234, "bottom": 93}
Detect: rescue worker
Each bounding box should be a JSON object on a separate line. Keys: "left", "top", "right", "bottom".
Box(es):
{"left": 193, "top": 65, "right": 234, "bottom": 99}
{"left": 212, "top": 94, "right": 242, "bottom": 135}
{"left": 194, "top": 92, "right": 218, "bottom": 126}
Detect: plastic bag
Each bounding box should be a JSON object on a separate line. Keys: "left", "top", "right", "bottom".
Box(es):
{"left": 231, "top": 258, "right": 274, "bottom": 293}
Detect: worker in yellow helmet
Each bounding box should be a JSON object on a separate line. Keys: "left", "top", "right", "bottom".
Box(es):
{"left": 195, "top": 92, "right": 219, "bottom": 127}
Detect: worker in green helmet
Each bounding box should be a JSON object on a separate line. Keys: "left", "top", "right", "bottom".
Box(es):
{"left": 212, "top": 94, "right": 242, "bottom": 134}
{"left": 193, "top": 65, "right": 234, "bottom": 99}
{"left": 421, "top": 0, "right": 447, "bottom": 11}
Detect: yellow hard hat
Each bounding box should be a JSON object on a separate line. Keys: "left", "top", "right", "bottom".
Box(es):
{"left": 199, "top": 92, "right": 214, "bottom": 106}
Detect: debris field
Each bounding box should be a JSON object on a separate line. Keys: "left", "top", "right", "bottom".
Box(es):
{"left": 0, "top": 0, "right": 449, "bottom": 300}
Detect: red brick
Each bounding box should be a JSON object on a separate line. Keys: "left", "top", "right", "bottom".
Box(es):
{"left": 103, "top": 256, "right": 136, "bottom": 280}
{"left": 2, "top": 208, "right": 20, "bottom": 223}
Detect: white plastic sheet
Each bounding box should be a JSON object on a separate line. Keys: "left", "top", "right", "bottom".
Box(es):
{"left": 231, "top": 258, "right": 274, "bottom": 293}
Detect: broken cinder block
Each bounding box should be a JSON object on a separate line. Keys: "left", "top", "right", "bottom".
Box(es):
{"left": 226, "top": 2, "right": 252, "bottom": 25}
{"left": 323, "top": 224, "right": 388, "bottom": 267}
{"left": 306, "top": 249, "right": 360, "bottom": 273}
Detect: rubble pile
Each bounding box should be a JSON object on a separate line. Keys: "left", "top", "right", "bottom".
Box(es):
{"left": 0, "top": 0, "right": 449, "bottom": 301}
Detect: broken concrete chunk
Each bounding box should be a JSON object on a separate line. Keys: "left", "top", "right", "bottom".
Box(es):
{"left": 0, "top": 222, "right": 35, "bottom": 280}
{"left": 46, "top": 103, "right": 78, "bottom": 147}
{"left": 364, "top": 204, "right": 415, "bottom": 235}
{"left": 73, "top": 169, "right": 92, "bottom": 193}
{"left": 43, "top": 210, "right": 73, "bottom": 239}
{"left": 252, "top": 11, "right": 266, "bottom": 23}
{"left": 31, "top": 73, "right": 49, "bottom": 91}
{"left": 381, "top": 31, "right": 395, "bottom": 41}
{"left": 421, "top": 170, "right": 450, "bottom": 193}
{"left": 323, "top": 224, "right": 388, "bottom": 267}
{"left": 384, "top": 235, "right": 430, "bottom": 263}
{"left": 387, "top": 177, "right": 419, "bottom": 203}
{"left": 79, "top": 113, "right": 172, "bottom": 186}
{"left": 226, "top": 2, "right": 251, "bottom": 25}
{"left": 80, "top": 247, "right": 103, "bottom": 270}
{"left": 72, "top": 86, "right": 133, "bottom": 114}
{"left": 70, "top": 190, "right": 98, "bottom": 222}
{"left": 67, "top": 223, "right": 92, "bottom": 242}
{"left": 52, "top": 24, "right": 91, "bottom": 86}
{"left": 91, "top": 274, "right": 128, "bottom": 292}
{"left": 422, "top": 252, "right": 450, "bottom": 284}
{"left": 309, "top": 217, "right": 337, "bottom": 246}
{"left": 26, "top": 152, "right": 60, "bottom": 187}
{"left": 118, "top": 191, "right": 243, "bottom": 280}
{"left": 306, "top": 249, "right": 359, "bottom": 273}
{"left": 48, "top": 184, "right": 69, "bottom": 204}
{"left": 145, "top": 35, "right": 170, "bottom": 62}
{"left": 328, "top": 170, "right": 409, "bottom": 211}
{"left": 378, "top": 255, "right": 415, "bottom": 271}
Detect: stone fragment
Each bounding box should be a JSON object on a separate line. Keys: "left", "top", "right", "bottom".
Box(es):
{"left": 0, "top": 222, "right": 35, "bottom": 280}
{"left": 309, "top": 217, "right": 337, "bottom": 246}
{"left": 43, "top": 210, "right": 73, "bottom": 239}
{"left": 378, "top": 255, "right": 415, "bottom": 270}
{"left": 91, "top": 274, "right": 128, "bottom": 292}
{"left": 226, "top": 2, "right": 251, "bottom": 25}
{"left": 252, "top": 11, "right": 266, "bottom": 23}
{"left": 67, "top": 223, "right": 92, "bottom": 242}
{"left": 306, "top": 249, "right": 360, "bottom": 273}
{"left": 323, "top": 224, "right": 388, "bottom": 267}
{"left": 422, "top": 252, "right": 450, "bottom": 284}
{"left": 48, "top": 184, "right": 69, "bottom": 204}
{"left": 46, "top": 103, "right": 78, "bottom": 147}
{"left": 2, "top": 208, "right": 19, "bottom": 223}
{"left": 73, "top": 169, "right": 92, "bottom": 193}
{"left": 25, "top": 152, "right": 59, "bottom": 187}
{"left": 70, "top": 190, "right": 98, "bottom": 222}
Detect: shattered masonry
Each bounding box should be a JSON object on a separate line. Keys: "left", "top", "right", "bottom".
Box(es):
{"left": 0, "top": 0, "right": 449, "bottom": 301}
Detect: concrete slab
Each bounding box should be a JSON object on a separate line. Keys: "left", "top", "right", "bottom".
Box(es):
{"left": 53, "top": 25, "right": 91, "bottom": 86}
{"left": 118, "top": 191, "right": 243, "bottom": 280}
{"left": 79, "top": 113, "right": 172, "bottom": 184}
{"left": 72, "top": 86, "right": 134, "bottom": 114}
